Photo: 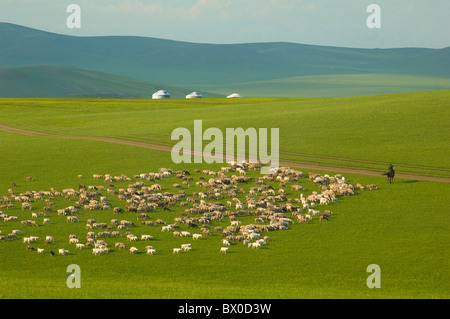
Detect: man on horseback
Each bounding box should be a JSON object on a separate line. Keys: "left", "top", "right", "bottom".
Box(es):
{"left": 383, "top": 163, "right": 395, "bottom": 183}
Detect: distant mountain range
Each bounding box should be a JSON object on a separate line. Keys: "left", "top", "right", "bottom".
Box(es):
{"left": 0, "top": 22, "right": 449, "bottom": 98}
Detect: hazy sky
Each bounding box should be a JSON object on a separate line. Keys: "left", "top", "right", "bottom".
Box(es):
{"left": 1, "top": 0, "right": 449, "bottom": 48}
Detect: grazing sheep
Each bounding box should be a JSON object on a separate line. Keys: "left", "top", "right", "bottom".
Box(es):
{"left": 37, "top": 248, "right": 45, "bottom": 254}
{"left": 92, "top": 248, "right": 107, "bottom": 255}
{"left": 129, "top": 247, "right": 138, "bottom": 254}
{"left": 0, "top": 165, "right": 369, "bottom": 261}
{"left": 126, "top": 234, "right": 138, "bottom": 241}
{"left": 66, "top": 216, "right": 79, "bottom": 223}
{"left": 181, "top": 244, "right": 192, "bottom": 252}
{"left": 58, "top": 248, "right": 69, "bottom": 255}
{"left": 22, "top": 202, "right": 32, "bottom": 211}
{"left": 193, "top": 234, "right": 202, "bottom": 240}
{"left": 320, "top": 210, "right": 333, "bottom": 221}
{"left": 113, "top": 207, "right": 124, "bottom": 213}
{"left": 115, "top": 243, "right": 127, "bottom": 250}
{"left": 249, "top": 242, "right": 261, "bottom": 249}
{"left": 69, "top": 238, "right": 79, "bottom": 244}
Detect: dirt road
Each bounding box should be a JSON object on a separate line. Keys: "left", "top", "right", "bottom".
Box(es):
{"left": 1, "top": 124, "right": 448, "bottom": 183}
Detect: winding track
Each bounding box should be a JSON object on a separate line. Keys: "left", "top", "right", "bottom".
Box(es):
{"left": 1, "top": 124, "right": 449, "bottom": 183}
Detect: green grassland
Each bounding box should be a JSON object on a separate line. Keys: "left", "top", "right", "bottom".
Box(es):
{"left": 0, "top": 92, "right": 449, "bottom": 299}
{"left": 0, "top": 90, "right": 449, "bottom": 176}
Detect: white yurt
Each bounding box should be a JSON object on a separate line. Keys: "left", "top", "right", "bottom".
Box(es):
{"left": 226, "top": 93, "right": 242, "bottom": 98}
{"left": 152, "top": 90, "right": 170, "bottom": 99}
{"left": 186, "top": 92, "right": 203, "bottom": 99}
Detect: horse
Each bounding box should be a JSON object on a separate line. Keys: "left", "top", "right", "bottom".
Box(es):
{"left": 382, "top": 168, "right": 395, "bottom": 183}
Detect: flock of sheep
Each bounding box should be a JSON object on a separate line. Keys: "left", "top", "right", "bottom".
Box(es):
{"left": 0, "top": 162, "right": 377, "bottom": 256}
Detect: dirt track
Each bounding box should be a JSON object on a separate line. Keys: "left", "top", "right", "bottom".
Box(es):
{"left": 1, "top": 124, "right": 449, "bottom": 183}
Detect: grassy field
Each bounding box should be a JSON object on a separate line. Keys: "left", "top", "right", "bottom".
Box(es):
{"left": 0, "top": 92, "right": 449, "bottom": 299}
{"left": 0, "top": 90, "right": 449, "bottom": 176}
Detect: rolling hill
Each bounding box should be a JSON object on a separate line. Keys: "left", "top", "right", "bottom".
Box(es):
{"left": 0, "top": 22, "right": 449, "bottom": 97}
{"left": 197, "top": 74, "right": 450, "bottom": 97}
{"left": 0, "top": 65, "right": 221, "bottom": 98}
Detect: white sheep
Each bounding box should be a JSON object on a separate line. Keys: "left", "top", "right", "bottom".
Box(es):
{"left": 220, "top": 247, "right": 229, "bottom": 253}
{"left": 173, "top": 248, "right": 181, "bottom": 254}
{"left": 126, "top": 234, "right": 138, "bottom": 241}
{"left": 181, "top": 243, "right": 192, "bottom": 251}
{"left": 58, "top": 248, "right": 69, "bottom": 255}
{"left": 222, "top": 239, "right": 231, "bottom": 246}
{"left": 69, "top": 238, "right": 79, "bottom": 244}
{"left": 92, "top": 248, "right": 106, "bottom": 255}
{"left": 256, "top": 239, "right": 266, "bottom": 245}
{"left": 141, "top": 234, "right": 153, "bottom": 241}
{"left": 37, "top": 248, "right": 45, "bottom": 254}
{"left": 66, "top": 216, "right": 79, "bottom": 223}
{"left": 192, "top": 234, "right": 202, "bottom": 240}
{"left": 129, "top": 247, "right": 138, "bottom": 254}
